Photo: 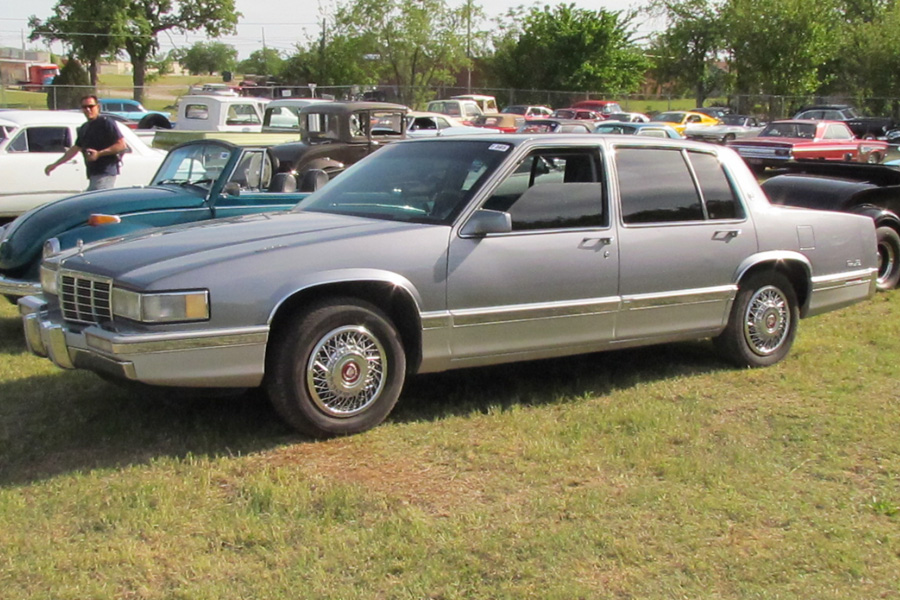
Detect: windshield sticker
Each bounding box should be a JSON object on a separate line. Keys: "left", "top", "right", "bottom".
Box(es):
{"left": 489, "top": 143, "right": 511, "bottom": 152}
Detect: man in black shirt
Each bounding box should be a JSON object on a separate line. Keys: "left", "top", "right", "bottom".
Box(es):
{"left": 45, "top": 94, "right": 127, "bottom": 190}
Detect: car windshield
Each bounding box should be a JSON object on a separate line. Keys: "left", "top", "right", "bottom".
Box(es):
{"left": 151, "top": 142, "right": 234, "bottom": 187}
{"left": 595, "top": 124, "right": 636, "bottom": 135}
{"left": 295, "top": 140, "right": 512, "bottom": 225}
{"left": 760, "top": 122, "right": 816, "bottom": 139}
{"left": 652, "top": 112, "right": 684, "bottom": 124}
{"left": 720, "top": 115, "right": 749, "bottom": 126}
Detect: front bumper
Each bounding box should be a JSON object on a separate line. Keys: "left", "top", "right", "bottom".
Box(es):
{"left": 0, "top": 273, "right": 41, "bottom": 299}
{"left": 19, "top": 295, "right": 270, "bottom": 388}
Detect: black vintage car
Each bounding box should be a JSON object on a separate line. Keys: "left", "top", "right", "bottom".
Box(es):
{"left": 792, "top": 105, "right": 896, "bottom": 140}
{"left": 761, "top": 162, "right": 900, "bottom": 290}
{"left": 270, "top": 101, "right": 408, "bottom": 185}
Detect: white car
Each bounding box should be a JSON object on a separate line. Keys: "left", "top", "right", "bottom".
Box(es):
{"left": 0, "top": 110, "right": 165, "bottom": 219}
{"left": 406, "top": 111, "right": 497, "bottom": 137}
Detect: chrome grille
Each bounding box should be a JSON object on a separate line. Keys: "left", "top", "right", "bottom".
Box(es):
{"left": 59, "top": 270, "right": 113, "bottom": 324}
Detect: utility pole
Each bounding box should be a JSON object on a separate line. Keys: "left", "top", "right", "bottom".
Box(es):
{"left": 466, "top": 0, "right": 472, "bottom": 93}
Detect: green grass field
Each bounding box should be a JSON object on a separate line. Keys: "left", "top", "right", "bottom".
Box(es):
{"left": 1, "top": 288, "right": 898, "bottom": 598}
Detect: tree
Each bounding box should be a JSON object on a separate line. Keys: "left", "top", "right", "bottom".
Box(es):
{"left": 723, "top": 0, "right": 841, "bottom": 101}
{"left": 122, "top": 0, "right": 241, "bottom": 103}
{"left": 236, "top": 48, "right": 284, "bottom": 78}
{"left": 174, "top": 41, "right": 238, "bottom": 75}
{"left": 328, "top": 0, "right": 478, "bottom": 106}
{"left": 487, "top": 4, "right": 650, "bottom": 99}
{"left": 29, "top": 0, "right": 129, "bottom": 87}
{"left": 647, "top": 0, "right": 726, "bottom": 107}
{"left": 45, "top": 55, "right": 91, "bottom": 109}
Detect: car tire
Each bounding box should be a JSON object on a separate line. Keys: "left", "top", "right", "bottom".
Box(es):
{"left": 265, "top": 297, "right": 406, "bottom": 437}
{"left": 714, "top": 271, "right": 798, "bottom": 368}
{"left": 876, "top": 226, "right": 900, "bottom": 291}
{"left": 137, "top": 113, "right": 172, "bottom": 130}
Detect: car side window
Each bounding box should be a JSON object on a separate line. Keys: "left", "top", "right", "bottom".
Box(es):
{"left": 687, "top": 151, "right": 745, "bottom": 220}
{"left": 8, "top": 127, "right": 71, "bottom": 153}
{"left": 482, "top": 149, "right": 605, "bottom": 231}
{"left": 617, "top": 147, "right": 703, "bottom": 224}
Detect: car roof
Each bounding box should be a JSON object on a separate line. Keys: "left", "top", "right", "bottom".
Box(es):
{"left": 0, "top": 110, "right": 88, "bottom": 126}
{"left": 300, "top": 101, "right": 408, "bottom": 114}
{"left": 266, "top": 98, "right": 332, "bottom": 108}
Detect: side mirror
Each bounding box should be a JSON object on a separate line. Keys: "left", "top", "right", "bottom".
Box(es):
{"left": 460, "top": 209, "right": 512, "bottom": 237}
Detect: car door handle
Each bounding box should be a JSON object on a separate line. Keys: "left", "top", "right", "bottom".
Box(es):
{"left": 713, "top": 229, "right": 741, "bottom": 242}
{"left": 580, "top": 236, "right": 614, "bottom": 251}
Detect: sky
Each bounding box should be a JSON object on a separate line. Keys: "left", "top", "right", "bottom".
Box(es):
{"left": 0, "top": 0, "right": 658, "bottom": 61}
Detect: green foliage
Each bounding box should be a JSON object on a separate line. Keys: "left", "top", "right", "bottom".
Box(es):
{"left": 487, "top": 3, "right": 650, "bottom": 97}
{"left": 45, "top": 56, "right": 91, "bottom": 110}
{"left": 29, "top": 0, "right": 130, "bottom": 86}
{"left": 723, "top": 0, "right": 840, "bottom": 96}
{"left": 648, "top": 0, "right": 726, "bottom": 107}
{"left": 236, "top": 48, "right": 284, "bottom": 78}
{"left": 328, "top": 0, "right": 477, "bottom": 106}
{"left": 175, "top": 41, "right": 238, "bottom": 76}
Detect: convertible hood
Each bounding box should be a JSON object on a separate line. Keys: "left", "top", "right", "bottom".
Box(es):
{"left": 0, "top": 186, "right": 206, "bottom": 270}
{"left": 57, "top": 210, "right": 427, "bottom": 284}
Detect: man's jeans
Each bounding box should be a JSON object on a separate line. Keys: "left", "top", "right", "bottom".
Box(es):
{"left": 87, "top": 174, "right": 117, "bottom": 191}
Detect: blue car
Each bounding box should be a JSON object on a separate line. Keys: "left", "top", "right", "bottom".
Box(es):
{"left": 99, "top": 98, "right": 172, "bottom": 129}
{"left": 593, "top": 121, "right": 683, "bottom": 139}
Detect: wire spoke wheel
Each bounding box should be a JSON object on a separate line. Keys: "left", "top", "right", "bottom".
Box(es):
{"left": 307, "top": 325, "right": 387, "bottom": 417}
{"left": 742, "top": 285, "right": 790, "bottom": 356}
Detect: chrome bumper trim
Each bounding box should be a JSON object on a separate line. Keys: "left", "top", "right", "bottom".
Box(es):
{"left": 83, "top": 326, "right": 269, "bottom": 356}
{"left": 0, "top": 274, "right": 41, "bottom": 298}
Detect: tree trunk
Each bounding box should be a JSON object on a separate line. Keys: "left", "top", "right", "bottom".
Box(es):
{"left": 132, "top": 55, "right": 147, "bottom": 103}
{"left": 89, "top": 59, "right": 99, "bottom": 88}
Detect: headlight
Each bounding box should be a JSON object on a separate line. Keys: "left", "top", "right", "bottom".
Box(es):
{"left": 43, "top": 238, "right": 61, "bottom": 259}
{"left": 112, "top": 288, "right": 209, "bottom": 323}
{"left": 40, "top": 263, "right": 59, "bottom": 295}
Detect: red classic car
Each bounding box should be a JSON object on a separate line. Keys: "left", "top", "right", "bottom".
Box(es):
{"left": 727, "top": 119, "right": 889, "bottom": 171}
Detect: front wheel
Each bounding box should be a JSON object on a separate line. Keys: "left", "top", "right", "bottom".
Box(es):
{"left": 876, "top": 226, "right": 900, "bottom": 291}
{"left": 714, "top": 272, "right": 798, "bottom": 368}
{"left": 265, "top": 297, "right": 406, "bottom": 437}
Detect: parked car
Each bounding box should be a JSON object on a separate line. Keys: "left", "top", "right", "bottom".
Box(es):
{"left": 0, "top": 110, "right": 165, "bottom": 219}
{"left": 793, "top": 104, "right": 895, "bottom": 140}
{"left": 684, "top": 114, "right": 765, "bottom": 144}
{"left": 691, "top": 106, "right": 731, "bottom": 119}
{"left": 593, "top": 121, "right": 683, "bottom": 138}
{"left": 0, "top": 139, "right": 315, "bottom": 302}
{"left": 472, "top": 113, "right": 526, "bottom": 133}
{"left": 727, "top": 120, "right": 890, "bottom": 171}
{"left": 406, "top": 111, "right": 494, "bottom": 137}
{"left": 501, "top": 105, "right": 554, "bottom": 119}
{"left": 269, "top": 101, "right": 408, "bottom": 183}
{"left": 450, "top": 94, "right": 498, "bottom": 113}
{"left": 570, "top": 100, "right": 624, "bottom": 118}
{"left": 605, "top": 112, "right": 650, "bottom": 123}
{"left": 99, "top": 98, "right": 172, "bottom": 130}
{"left": 425, "top": 99, "right": 483, "bottom": 125}
{"left": 261, "top": 98, "right": 333, "bottom": 132}
{"left": 550, "top": 108, "right": 603, "bottom": 121}
{"left": 518, "top": 119, "right": 594, "bottom": 133}
{"left": 650, "top": 110, "right": 720, "bottom": 134}
{"left": 21, "top": 135, "right": 876, "bottom": 437}
{"left": 760, "top": 161, "right": 900, "bottom": 290}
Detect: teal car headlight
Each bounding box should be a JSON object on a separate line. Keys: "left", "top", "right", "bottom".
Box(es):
{"left": 112, "top": 288, "right": 210, "bottom": 323}
{"left": 40, "top": 263, "right": 59, "bottom": 295}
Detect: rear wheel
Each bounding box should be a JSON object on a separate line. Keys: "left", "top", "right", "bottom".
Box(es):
{"left": 266, "top": 298, "right": 406, "bottom": 437}
{"left": 876, "top": 226, "right": 900, "bottom": 291}
{"left": 714, "top": 272, "right": 798, "bottom": 368}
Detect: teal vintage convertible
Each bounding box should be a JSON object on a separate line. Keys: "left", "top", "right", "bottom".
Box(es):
{"left": 0, "top": 139, "right": 315, "bottom": 302}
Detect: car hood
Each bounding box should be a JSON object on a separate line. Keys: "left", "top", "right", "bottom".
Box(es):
{"left": 729, "top": 137, "right": 800, "bottom": 147}
{"left": 56, "top": 210, "right": 431, "bottom": 287}
{"left": 0, "top": 185, "right": 207, "bottom": 271}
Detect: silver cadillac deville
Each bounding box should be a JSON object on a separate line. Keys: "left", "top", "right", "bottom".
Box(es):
{"left": 20, "top": 135, "right": 877, "bottom": 436}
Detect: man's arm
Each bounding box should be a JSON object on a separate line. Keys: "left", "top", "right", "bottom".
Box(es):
{"left": 45, "top": 145, "right": 82, "bottom": 176}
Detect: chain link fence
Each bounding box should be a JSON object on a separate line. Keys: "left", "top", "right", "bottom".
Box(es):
{"left": 6, "top": 82, "right": 900, "bottom": 121}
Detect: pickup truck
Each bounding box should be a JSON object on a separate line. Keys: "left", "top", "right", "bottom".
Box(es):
{"left": 793, "top": 105, "right": 896, "bottom": 140}
{"left": 727, "top": 119, "right": 889, "bottom": 172}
